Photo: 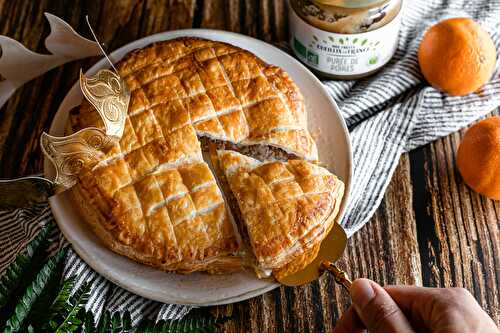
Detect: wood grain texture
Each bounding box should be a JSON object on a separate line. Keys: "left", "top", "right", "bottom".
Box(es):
{"left": 0, "top": 1, "right": 498, "bottom": 331}
{"left": 410, "top": 109, "right": 500, "bottom": 324}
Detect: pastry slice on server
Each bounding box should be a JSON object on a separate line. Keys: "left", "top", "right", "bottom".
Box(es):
{"left": 214, "top": 150, "right": 344, "bottom": 278}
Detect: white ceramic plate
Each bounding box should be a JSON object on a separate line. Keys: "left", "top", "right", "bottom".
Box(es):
{"left": 45, "top": 29, "right": 352, "bottom": 306}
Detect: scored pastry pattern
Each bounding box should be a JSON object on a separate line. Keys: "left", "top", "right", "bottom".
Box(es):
{"left": 217, "top": 150, "right": 344, "bottom": 270}
{"left": 72, "top": 38, "right": 320, "bottom": 271}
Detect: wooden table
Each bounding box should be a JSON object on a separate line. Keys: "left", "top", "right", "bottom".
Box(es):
{"left": 0, "top": 1, "right": 498, "bottom": 331}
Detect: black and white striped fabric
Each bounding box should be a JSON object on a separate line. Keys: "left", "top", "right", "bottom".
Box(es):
{"left": 1, "top": 0, "right": 499, "bottom": 327}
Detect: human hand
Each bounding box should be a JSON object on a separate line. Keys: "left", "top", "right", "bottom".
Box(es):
{"left": 333, "top": 278, "right": 498, "bottom": 333}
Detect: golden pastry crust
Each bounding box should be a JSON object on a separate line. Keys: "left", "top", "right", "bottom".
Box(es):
{"left": 72, "top": 154, "right": 243, "bottom": 272}
{"left": 69, "top": 37, "right": 325, "bottom": 275}
{"left": 69, "top": 183, "right": 242, "bottom": 273}
{"left": 216, "top": 150, "right": 344, "bottom": 273}
{"left": 71, "top": 37, "right": 317, "bottom": 159}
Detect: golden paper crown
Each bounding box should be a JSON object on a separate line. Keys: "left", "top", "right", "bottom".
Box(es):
{"left": 41, "top": 68, "right": 130, "bottom": 189}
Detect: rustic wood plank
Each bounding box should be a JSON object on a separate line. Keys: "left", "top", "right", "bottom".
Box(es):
{"left": 200, "top": 0, "right": 230, "bottom": 30}
{"left": 411, "top": 109, "right": 500, "bottom": 324}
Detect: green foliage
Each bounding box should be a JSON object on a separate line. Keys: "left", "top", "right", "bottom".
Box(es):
{"left": 0, "top": 224, "right": 53, "bottom": 311}
{"left": 48, "top": 281, "right": 91, "bottom": 333}
{"left": 46, "top": 276, "right": 77, "bottom": 325}
{"left": 26, "top": 256, "right": 65, "bottom": 329}
{"left": 0, "top": 256, "right": 30, "bottom": 311}
{"left": 81, "top": 310, "right": 95, "bottom": 332}
{"left": 42, "top": 276, "right": 92, "bottom": 332}
{"left": 82, "top": 310, "right": 229, "bottom": 333}
{"left": 135, "top": 314, "right": 229, "bottom": 333}
{"left": 0, "top": 224, "right": 232, "bottom": 333}
{"left": 2, "top": 248, "right": 67, "bottom": 333}
{"left": 81, "top": 310, "right": 132, "bottom": 333}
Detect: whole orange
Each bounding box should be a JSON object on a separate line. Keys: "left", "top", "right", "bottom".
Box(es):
{"left": 457, "top": 116, "right": 500, "bottom": 200}
{"left": 418, "top": 17, "right": 496, "bottom": 96}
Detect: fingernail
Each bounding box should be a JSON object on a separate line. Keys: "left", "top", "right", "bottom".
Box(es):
{"left": 350, "top": 279, "right": 376, "bottom": 309}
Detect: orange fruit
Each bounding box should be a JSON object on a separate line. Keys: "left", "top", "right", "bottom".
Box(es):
{"left": 418, "top": 17, "right": 496, "bottom": 96}
{"left": 457, "top": 116, "right": 500, "bottom": 200}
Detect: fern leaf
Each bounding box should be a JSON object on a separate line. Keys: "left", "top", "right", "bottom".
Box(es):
{"left": 136, "top": 314, "right": 228, "bottom": 333}
{"left": 121, "top": 311, "right": 131, "bottom": 332}
{"left": 135, "top": 319, "right": 154, "bottom": 333}
{"left": 0, "top": 256, "right": 29, "bottom": 309}
{"left": 24, "top": 224, "right": 54, "bottom": 257}
{"left": 79, "top": 310, "right": 131, "bottom": 333}
{"left": 2, "top": 247, "right": 67, "bottom": 333}
{"left": 0, "top": 224, "right": 53, "bottom": 310}
{"left": 109, "top": 311, "right": 122, "bottom": 332}
{"left": 52, "top": 281, "right": 92, "bottom": 333}
{"left": 49, "top": 277, "right": 77, "bottom": 315}
{"left": 96, "top": 310, "right": 109, "bottom": 333}
{"left": 81, "top": 310, "right": 96, "bottom": 333}
{"left": 108, "top": 310, "right": 131, "bottom": 333}
{"left": 26, "top": 255, "right": 65, "bottom": 329}
{"left": 43, "top": 276, "right": 77, "bottom": 327}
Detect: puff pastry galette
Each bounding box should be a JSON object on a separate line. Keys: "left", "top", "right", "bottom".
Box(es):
{"left": 213, "top": 150, "right": 344, "bottom": 277}
{"left": 68, "top": 37, "right": 344, "bottom": 278}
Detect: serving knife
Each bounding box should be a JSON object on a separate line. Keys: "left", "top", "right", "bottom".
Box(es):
{"left": 0, "top": 176, "right": 55, "bottom": 210}
{"left": 276, "top": 222, "right": 353, "bottom": 290}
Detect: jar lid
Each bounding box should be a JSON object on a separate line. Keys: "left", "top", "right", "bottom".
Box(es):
{"left": 312, "top": 0, "right": 388, "bottom": 8}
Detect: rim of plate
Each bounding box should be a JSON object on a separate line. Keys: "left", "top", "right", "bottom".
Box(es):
{"left": 45, "top": 29, "right": 352, "bottom": 305}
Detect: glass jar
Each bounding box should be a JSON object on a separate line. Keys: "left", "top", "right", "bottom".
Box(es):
{"left": 289, "top": 0, "right": 403, "bottom": 79}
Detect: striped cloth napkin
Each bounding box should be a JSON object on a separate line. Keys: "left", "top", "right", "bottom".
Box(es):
{"left": 1, "top": 0, "right": 499, "bottom": 326}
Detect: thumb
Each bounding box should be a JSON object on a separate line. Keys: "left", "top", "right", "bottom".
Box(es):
{"left": 350, "top": 279, "right": 415, "bottom": 333}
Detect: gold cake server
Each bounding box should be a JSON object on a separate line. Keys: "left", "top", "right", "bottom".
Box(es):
{"left": 276, "top": 222, "right": 352, "bottom": 290}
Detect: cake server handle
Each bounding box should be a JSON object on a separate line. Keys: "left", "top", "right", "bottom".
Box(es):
{"left": 321, "top": 261, "right": 353, "bottom": 290}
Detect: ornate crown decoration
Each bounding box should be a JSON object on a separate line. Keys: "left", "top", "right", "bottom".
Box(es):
{"left": 40, "top": 17, "right": 130, "bottom": 189}
{"left": 80, "top": 69, "right": 130, "bottom": 138}
{"left": 41, "top": 69, "right": 129, "bottom": 188}
{"left": 0, "top": 13, "right": 101, "bottom": 109}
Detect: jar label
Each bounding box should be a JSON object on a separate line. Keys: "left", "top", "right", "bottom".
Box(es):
{"left": 289, "top": 7, "right": 401, "bottom": 76}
